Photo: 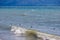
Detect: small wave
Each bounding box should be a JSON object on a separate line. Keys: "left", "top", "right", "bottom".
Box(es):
{"left": 11, "top": 25, "right": 27, "bottom": 35}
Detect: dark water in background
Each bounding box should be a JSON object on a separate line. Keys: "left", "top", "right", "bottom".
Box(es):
{"left": 0, "top": 0, "right": 60, "bottom": 6}
{"left": 0, "top": 7, "right": 60, "bottom": 40}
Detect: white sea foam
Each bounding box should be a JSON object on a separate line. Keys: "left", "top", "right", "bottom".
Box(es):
{"left": 11, "top": 25, "right": 27, "bottom": 35}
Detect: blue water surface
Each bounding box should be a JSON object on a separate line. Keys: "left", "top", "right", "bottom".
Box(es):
{"left": 0, "top": 6, "right": 60, "bottom": 40}
{"left": 0, "top": 7, "right": 60, "bottom": 35}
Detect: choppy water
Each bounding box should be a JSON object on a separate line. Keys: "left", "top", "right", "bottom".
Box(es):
{"left": 0, "top": 7, "right": 60, "bottom": 40}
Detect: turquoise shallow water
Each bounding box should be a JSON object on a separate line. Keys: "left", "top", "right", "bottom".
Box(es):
{"left": 0, "top": 7, "right": 60, "bottom": 40}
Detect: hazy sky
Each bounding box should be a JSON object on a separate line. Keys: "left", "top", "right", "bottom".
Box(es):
{"left": 0, "top": 0, "right": 60, "bottom": 6}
